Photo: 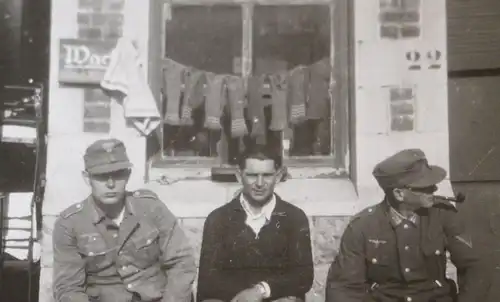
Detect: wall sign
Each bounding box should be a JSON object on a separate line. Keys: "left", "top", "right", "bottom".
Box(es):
{"left": 58, "top": 39, "right": 116, "bottom": 84}
{"left": 405, "top": 49, "right": 443, "bottom": 71}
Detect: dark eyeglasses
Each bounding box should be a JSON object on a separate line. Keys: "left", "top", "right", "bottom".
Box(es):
{"left": 404, "top": 185, "right": 438, "bottom": 195}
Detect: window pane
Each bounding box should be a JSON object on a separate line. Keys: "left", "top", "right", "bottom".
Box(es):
{"left": 162, "top": 5, "right": 242, "bottom": 158}
{"left": 252, "top": 5, "right": 332, "bottom": 157}
{"left": 164, "top": 5, "right": 242, "bottom": 74}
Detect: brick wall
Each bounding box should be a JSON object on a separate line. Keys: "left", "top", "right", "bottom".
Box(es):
{"left": 77, "top": 0, "right": 125, "bottom": 134}
{"left": 77, "top": 0, "right": 124, "bottom": 40}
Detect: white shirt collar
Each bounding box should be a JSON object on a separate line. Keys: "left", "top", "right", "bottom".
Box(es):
{"left": 240, "top": 194, "right": 276, "bottom": 221}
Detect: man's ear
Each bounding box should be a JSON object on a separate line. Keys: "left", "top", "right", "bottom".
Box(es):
{"left": 392, "top": 188, "right": 405, "bottom": 201}
{"left": 235, "top": 168, "right": 243, "bottom": 184}
{"left": 275, "top": 166, "right": 287, "bottom": 183}
{"left": 82, "top": 170, "right": 90, "bottom": 186}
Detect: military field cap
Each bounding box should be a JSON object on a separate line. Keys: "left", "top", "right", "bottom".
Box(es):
{"left": 84, "top": 138, "right": 132, "bottom": 175}
{"left": 372, "top": 149, "right": 446, "bottom": 189}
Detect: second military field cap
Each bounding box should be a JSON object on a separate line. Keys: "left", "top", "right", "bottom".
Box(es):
{"left": 372, "top": 149, "right": 446, "bottom": 189}
{"left": 84, "top": 138, "right": 132, "bottom": 174}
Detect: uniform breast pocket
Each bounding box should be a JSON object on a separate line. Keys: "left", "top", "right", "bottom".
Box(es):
{"left": 365, "top": 241, "right": 394, "bottom": 282}
{"left": 132, "top": 228, "right": 161, "bottom": 267}
{"left": 422, "top": 229, "right": 446, "bottom": 257}
{"left": 77, "top": 234, "right": 112, "bottom": 273}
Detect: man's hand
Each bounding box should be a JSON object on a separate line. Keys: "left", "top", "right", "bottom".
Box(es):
{"left": 230, "top": 286, "right": 265, "bottom": 302}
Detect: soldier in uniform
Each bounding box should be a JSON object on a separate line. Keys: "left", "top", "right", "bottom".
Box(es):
{"left": 52, "top": 138, "right": 196, "bottom": 302}
{"left": 325, "top": 149, "right": 479, "bottom": 302}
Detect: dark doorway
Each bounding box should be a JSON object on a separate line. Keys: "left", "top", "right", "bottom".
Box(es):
{"left": 0, "top": 1, "right": 51, "bottom": 302}
{"left": 0, "top": 0, "right": 51, "bottom": 86}
{"left": 447, "top": 0, "right": 500, "bottom": 244}
{"left": 447, "top": 0, "right": 500, "bottom": 192}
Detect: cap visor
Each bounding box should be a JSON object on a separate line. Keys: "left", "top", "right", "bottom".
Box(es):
{"left": 87, "top": 162, "right": 133, "bottom": 175}
{"left": 407, "top": 165, "right": 446, "bottom": 188}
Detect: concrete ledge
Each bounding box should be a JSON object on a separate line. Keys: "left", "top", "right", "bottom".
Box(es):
{"left": 145, "top": 177, "right": 362, "bottom": 218}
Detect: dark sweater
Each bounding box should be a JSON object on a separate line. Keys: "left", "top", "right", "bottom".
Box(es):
{"left": 196, "top": 195, "right": 314, "bottom": 302}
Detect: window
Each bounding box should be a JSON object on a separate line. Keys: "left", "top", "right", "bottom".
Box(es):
{"left": 148, "top": 0, "right": 351, "bottom": 171}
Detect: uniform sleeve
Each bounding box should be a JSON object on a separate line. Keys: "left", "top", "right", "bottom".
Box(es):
{"left": 442, "top": 208, "right": 485, "bottom": 302}
{"left": 442, "top": 209, "right": 478, "bottom": 269}
{"left": 196, "top": 211, "right": 245, "bottom": 301}
{"left": 52, "top": 217, "right": 90, "bottom": 302}
{"left": 153, "top": 201, "right": 197, "bottom": 302}
{"left": 325, "top": 221, "right": 368, "bottom": 302}
{"left": 265, "top": 210, "right": 314, "bottom": 299}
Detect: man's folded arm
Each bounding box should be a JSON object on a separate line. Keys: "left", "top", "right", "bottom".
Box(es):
{"left": 197, "top": 212, "right": 244, "bottom": 301}
{"left": 325, "top": 222, "right": 368, "bottom": 302}
{"left": 264, "top": 211, "right": 314, "bottom": 299}
{"left": 154, "top": 201, "right": 197, "bottom": 302}
{"left": 52, "top": 218, "right": 90, "bottom": 302}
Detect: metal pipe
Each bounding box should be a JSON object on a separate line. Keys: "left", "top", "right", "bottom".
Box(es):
{"left": 433, "top": 192, "right": 466, "bottom": 203}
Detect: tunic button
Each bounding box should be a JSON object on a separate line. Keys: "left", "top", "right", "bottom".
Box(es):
{"left": 404, "top": 245, "right": 410, "bottom": 251}
{"left": 76, "top": 204, "right": 82, "bottom": 209}
{"left": 146, "top": 239, "right": 152, "bottom": 244}
{"left": 405, "top": 268, "right": 411, "bottom": 273}
{"left": 127, "top": 284, "right": 133, "bottom": 289}
{"left": 371, "top": 258, "right": 378, "bottom": 264}
{"left": 88, "top": 252, "right": 94, "bottom": 256}
{"left": 406, "top": 297, "right": 412, "bottom": 302}
{"left": 113, "top": 233, "right": 118, "bottom": 238}
{"left": 435, "top": 250, "right": 441, "bottom": 255}
{"left": 403, "top": 224, "right": 409, "bottom": 229}
{"left": 122, "top": 266, "right": 127, "bottom": 270}
{"left": 368, "top": 208, "right": 373, "bottom": 213}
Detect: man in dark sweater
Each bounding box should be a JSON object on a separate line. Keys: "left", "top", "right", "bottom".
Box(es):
{"left": 197, "top": 151, "right": 314, "bottom": 302}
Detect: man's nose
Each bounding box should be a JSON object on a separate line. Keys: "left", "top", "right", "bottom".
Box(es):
{"left": 256, "top": 175, "right": 264, "bottom": 187}
{"left": 106, "top": 177, "right": 116, "bottom": 188}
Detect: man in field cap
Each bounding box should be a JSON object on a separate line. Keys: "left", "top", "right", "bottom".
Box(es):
{"left": 326, "top": 149, "right": 479, "bottom": 302}
{"left": 52, "top": 138, "right": 196, "bottom": 302}
{"left": 83, "top": 138, "right": 133, "bottom": 174}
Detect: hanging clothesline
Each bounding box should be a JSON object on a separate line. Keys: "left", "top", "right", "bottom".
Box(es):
{"left": 162, "top": 56, "right": 332, "bottom": 138}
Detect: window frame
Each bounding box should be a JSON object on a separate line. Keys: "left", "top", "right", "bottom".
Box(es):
{"left": 147, "top": 0, "right": 351, "bottom": 172}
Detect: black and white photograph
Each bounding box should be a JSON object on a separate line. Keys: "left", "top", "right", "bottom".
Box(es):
{"left": 1, "top": 0, "right": 500, "bottom": 301}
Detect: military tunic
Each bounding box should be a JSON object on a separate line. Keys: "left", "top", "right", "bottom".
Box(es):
{"left": 325, "top": 201, "right": 478, "bottom": 302}
{"left": 52, "top": 189, "right": 196, "bottom": 302}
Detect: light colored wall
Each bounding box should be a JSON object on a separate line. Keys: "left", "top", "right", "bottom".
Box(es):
{"left": 39, "top": 1, "right": 149, "bottom": 301}
{"left": 39, "top": 0, "right": 451, "bottom": 301}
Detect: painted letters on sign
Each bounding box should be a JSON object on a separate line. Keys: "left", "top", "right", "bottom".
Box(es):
{"left": 58, "top": 39, "right": 115, "bottom": 84}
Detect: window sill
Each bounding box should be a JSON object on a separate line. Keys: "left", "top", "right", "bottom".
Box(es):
{"left": 150, "top": 155, "right": 342, "bottom": 167}
{"left": 148, "top": 158, "right": 347, "bottom": 183}
{"left": 145, "top": 164, "right": 357, "bottom": 218}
